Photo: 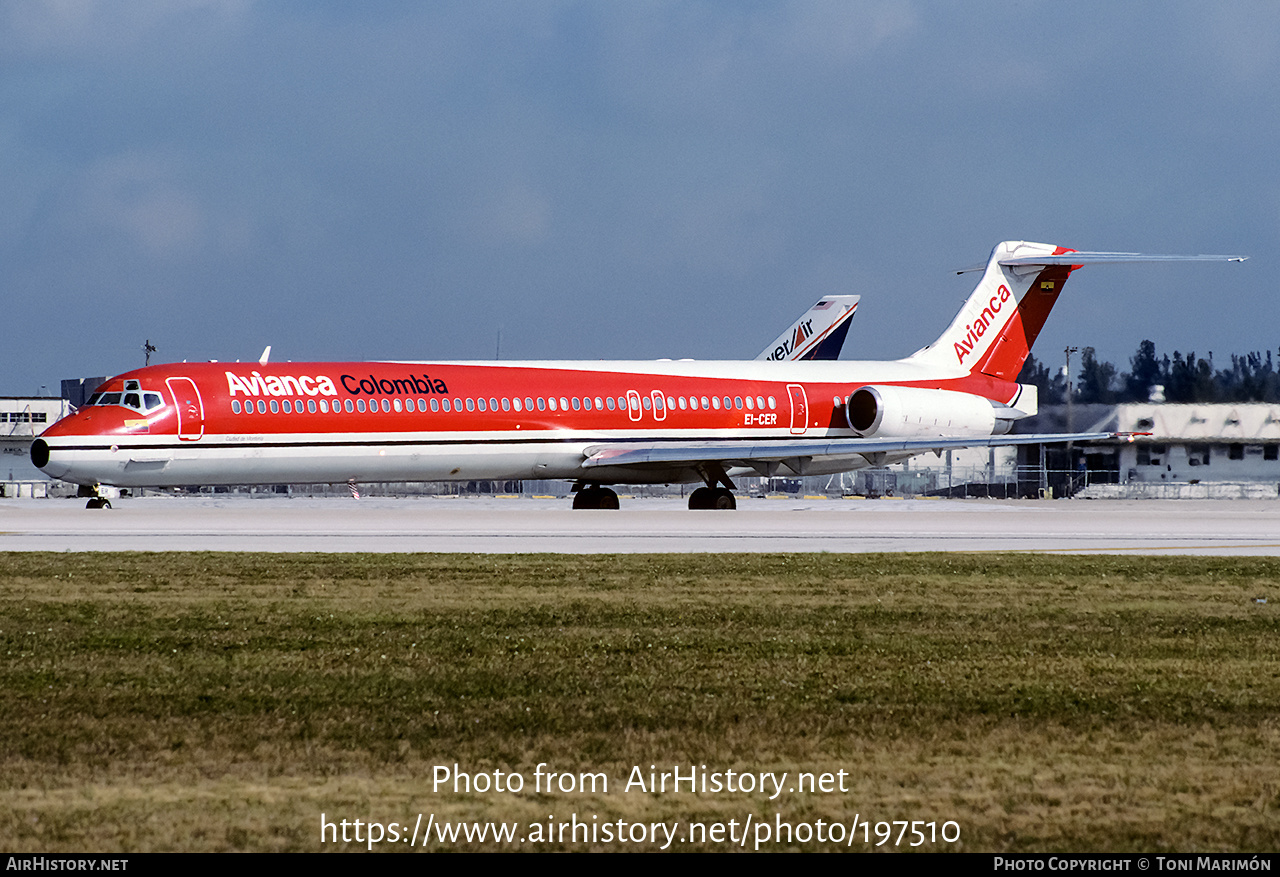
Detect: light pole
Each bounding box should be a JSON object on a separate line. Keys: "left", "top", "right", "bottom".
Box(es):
{"left": 1064, "top": 346, "right": 1079, "bottom": 435}
{"left": 1064, "top": 346, "right": 1081, "bottom": 492}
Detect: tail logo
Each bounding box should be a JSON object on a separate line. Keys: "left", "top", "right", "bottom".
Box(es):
{"left": 768, "top": 319, "right": 815, "bottom": 361}
{"left": 954, "top": 284, "right": 1011, "bottom": 364}
{"left": 792, "top": 319, "right": 813, "bottom": 350}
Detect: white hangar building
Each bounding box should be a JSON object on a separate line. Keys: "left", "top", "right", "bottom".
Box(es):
{"left": 1114, "top": 403, "right": 1280, "bottom": 483}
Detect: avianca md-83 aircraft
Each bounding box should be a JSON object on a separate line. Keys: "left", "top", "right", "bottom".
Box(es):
{"left": 33, "top": 241, "right": 1242, "bottom": 509}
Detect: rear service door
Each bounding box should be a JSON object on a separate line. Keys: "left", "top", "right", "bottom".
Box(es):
{"left": 787, "top": 383, "right": 808, "bottom": 435}
{"left": 166, "top": 377, "right": 205, "bottom": 441}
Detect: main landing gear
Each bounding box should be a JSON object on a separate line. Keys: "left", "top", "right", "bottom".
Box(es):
{"left": 687, "top": 486, "right": 736, "bottom": 510}
{"left": 569, "top": 466, "right": 739, "bottom": 511}
{"left": 687, "top": 462, "right": 738, "bottom": 510}
{"left": 572, "top": 485, "right": 620, "bottom": 510}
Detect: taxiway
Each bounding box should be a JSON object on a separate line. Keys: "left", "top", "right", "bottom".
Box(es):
{"left": 2, "top": 495, "right": 1278, "bottom": 554}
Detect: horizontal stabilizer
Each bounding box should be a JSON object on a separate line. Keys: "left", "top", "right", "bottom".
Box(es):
{"left": 1000, "top": 251, "right": 1248, "bottom": 267}
{"left": 957, "top": 251, "right": 1247, "bottom": 274}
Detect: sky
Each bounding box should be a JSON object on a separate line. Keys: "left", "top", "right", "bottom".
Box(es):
{"left": 2, "top": 1, "right": 1277, "bottom": 395}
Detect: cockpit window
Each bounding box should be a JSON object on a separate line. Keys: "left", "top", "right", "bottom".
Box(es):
{"left": 85, "top": 389, "right": 165, "bottom": 413}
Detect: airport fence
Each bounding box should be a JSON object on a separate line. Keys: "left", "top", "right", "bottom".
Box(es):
{"left": 113, "top": 467, "right": 1099, "bottom": 500}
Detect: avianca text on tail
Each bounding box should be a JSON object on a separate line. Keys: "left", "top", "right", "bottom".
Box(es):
{"left": 953, "top": 283, "right": 1011, "bottom": 364}
{"left": 32, "top": 241, "right": 1244, "bottom": 510}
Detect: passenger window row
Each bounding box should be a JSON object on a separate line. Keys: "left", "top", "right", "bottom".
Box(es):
{"left": 231, "top": 394, "right": 780, "bottom": 416}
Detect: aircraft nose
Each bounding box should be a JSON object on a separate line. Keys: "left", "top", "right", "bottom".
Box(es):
{"left": 30, "top": 438, "right": 71, "bottom": 479}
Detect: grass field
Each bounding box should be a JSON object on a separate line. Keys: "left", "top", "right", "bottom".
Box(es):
{"left": 1, "top": 552, "right": 1277, "bottom": 852}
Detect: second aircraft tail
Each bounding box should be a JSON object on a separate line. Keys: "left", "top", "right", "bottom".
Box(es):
{"left": 758, "top": 295, "right": 859, "bottom": 362}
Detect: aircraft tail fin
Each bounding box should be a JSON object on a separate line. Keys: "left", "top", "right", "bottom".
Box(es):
{"left": 757, "top": 295, "right": 859, "bottom": 362}
{"left": 907, "top": 242, "right": 1246, "bottom": 380}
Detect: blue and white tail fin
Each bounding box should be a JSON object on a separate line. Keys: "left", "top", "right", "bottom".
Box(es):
{"left": 757, "top": 295, "right": 859, "bottom": 361}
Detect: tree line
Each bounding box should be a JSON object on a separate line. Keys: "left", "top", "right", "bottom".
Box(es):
{"left": 1018, "top": 341, "right": 1280, "bottom": 405}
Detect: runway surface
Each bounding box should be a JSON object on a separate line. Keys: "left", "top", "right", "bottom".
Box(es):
{"left": 2, "top": 494, "right": 1279, "bottom": 554}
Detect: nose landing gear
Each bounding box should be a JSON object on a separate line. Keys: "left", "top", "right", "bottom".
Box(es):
{"left": 77, "top": 484, "right": 112, "bottom": 509}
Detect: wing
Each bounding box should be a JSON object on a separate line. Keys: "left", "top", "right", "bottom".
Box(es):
{"left": 582, "top": 432, "right": 1125, "bottom": 478}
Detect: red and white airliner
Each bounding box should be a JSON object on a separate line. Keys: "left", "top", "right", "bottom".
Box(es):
{"left": 32, "top": 241, "right": 1243, "bottom": 509}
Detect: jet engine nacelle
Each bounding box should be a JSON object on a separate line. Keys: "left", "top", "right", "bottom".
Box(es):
{"left": 846, "top": 385, "right": 1011, "bottom": 438}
